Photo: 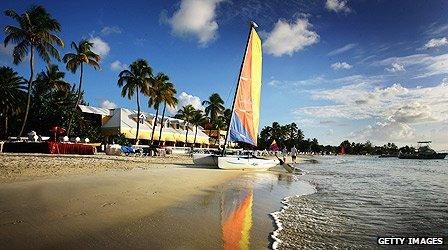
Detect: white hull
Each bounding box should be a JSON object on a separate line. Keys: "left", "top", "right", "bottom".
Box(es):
{"left": 218, "top": 156, "right": 278, "bottom": 171}
{"left": 192, "top": 153, "right": 219, "bottom": 167}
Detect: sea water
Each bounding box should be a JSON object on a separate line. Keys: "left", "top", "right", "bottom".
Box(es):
{"left": 271, "top": 156, "right": 448, "bottom": 249}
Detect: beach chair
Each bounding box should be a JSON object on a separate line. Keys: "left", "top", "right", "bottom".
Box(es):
{"left": 121, "top": 146, "right": 136, "bottom": 156}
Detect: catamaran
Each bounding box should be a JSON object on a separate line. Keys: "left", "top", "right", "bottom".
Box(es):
{"left": 193, "top": 21, "right": 278, "bottom": 170}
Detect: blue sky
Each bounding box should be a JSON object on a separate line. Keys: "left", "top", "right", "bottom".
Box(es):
{"left": 1, "top": 0, "right": 448, "bottom": 148}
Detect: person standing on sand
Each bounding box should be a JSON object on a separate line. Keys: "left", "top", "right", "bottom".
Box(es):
{"left": 291, "top": 145, "right": 298, "bottom": 163}
{"left": 281, "top": 147, "right": 287, "bottom": 163}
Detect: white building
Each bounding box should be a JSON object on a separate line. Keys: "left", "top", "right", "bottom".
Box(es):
{"left": 78, "top": 105, "right": 210, "bottom": 147}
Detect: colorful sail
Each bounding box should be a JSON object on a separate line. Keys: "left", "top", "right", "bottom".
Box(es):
{"left": 229, "top": 26, "right": 262, "bottom": 146}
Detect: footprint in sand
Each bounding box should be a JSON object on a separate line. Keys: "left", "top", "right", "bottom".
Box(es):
{"left": 101, "top": 202, "right": 116, "bottom": 207}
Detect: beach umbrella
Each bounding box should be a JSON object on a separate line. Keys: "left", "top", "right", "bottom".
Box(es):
{"left": 269, "top": 140, "right": 279, "bottom": 151}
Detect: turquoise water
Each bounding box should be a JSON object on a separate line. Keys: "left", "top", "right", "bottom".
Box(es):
{"left": 273, "top": 156, "right": 448, "bottom": 249}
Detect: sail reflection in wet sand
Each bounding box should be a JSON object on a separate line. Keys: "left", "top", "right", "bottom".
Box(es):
{"left": 221, "top": 186, "right": 254, "bottom": 250}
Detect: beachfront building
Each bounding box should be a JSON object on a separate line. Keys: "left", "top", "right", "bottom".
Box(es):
{"left": 78, "top": 105, "right": 210, "bottom": 147}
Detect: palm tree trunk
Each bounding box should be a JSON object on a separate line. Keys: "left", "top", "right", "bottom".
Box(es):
{"left": 194, "top": 125, "right": 198, "bottom": 145}
{"left": 3, "top": 115, "right": 8, "bottom": 139}
{"left": 135, "top": 87, "right": 140, "bottom": 145}
{"left": 150, "top": 104, "right": 159, "bottom": 146}
{"left": 67, "top": 62, "right": 84, "bottom": 136}
{"left": 157, "top": 102, "right": 167, "bottom": 145}
{"left": 18, "top": 46, "right": 34, "bottom": 137}
{"left": 184, "top": 123, "right": 189, "bottom": 146}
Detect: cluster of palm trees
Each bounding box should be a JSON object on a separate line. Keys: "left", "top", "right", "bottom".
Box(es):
{"left": 117, "top": 59, "right": 177, "bottom": 145}
{"left": 258, "top": 122, "right": 305, "bottom": 150}
{"left": 172, "top": 93, "right": 232, "bottom": 146}
{"left": 2, "top": 5, "right": 101, "bottom": 137}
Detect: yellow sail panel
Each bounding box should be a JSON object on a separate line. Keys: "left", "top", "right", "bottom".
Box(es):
{"left": 250, "top": 29, "right": 262, "bottom": 143}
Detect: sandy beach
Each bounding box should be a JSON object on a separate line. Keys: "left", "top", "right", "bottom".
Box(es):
{"left": 0, "top": 153, "right": 314, "bottom": 249}
{"left": 0, "top": 153, "right": 196, "bottom": 183}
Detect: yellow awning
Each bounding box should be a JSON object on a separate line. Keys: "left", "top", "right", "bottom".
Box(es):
{"left": 159, "top": 133, "right": 176, "bottom": 142}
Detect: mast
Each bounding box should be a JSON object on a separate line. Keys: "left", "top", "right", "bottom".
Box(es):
{"left": 222, "top": 22, "right": 257, "bottom": 155}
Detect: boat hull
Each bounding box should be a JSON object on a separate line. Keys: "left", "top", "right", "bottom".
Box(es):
{"left": 398, "top": 153, "right": 447, "bottom": 159}
{"left": 218, "top": 157, "right": 278, "bottom": 171}
{"left": 192, "top": 153, "right": 219, "bottom": 167}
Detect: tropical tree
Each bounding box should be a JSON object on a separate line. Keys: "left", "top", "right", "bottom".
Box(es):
{"left": 36, "top": 64, "right": 70, "bottom": 91}
{"left": 31, "top": 65, "right": 70, "bottom": 133}
{"left": 175, "top": 104, "right": 196, "bottom": 146}
{"left": 202, "top": 93, "right": 225, "bottom": 122}
{"left": 117, "top": 59, "right": 153, "bottom": 144}
{"left": 147, "top": 73, "right": 176, "bottom": 145}
{"left": 0, "top": 67, "right": 26, "bottom": 138}
{"left": 63, "top": 40, "right": 100, "bottom": 135}
{"left": 156, "top": 77, "right": 178, "bottom": 145}
{"left": 4, "top": 5, "right": 64, "bottom": 136}
{"left": 223, "top": 108, "right": 232, "bottom": 126}
{"left": 191, "top": 110, "right": 208, "bottom": 145}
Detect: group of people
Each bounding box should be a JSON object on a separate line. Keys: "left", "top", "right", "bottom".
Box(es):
{"left": 281, "top": 145, "right": 298, "bottom": 163}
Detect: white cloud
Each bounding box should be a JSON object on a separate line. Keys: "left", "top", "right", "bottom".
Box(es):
{"left": 166, "top": 0, "right": 224, "bottom": 46}
{"left": 331, "top": 61, "right": 353, "bottom": 70}
{"left": 110, "top": 60, "right": 127, "bottom": 71}
{"left": 168, "top": 91, "right": 205, "bottom": 114}
{"left": 295, "top": 79, "right": 448, "bottom": 145}
{"left": 100, "top": 26, "right": 122, "bottom": 36}
{"left": 327, "top": 43, "right": 356, "bottom": 56}
{"left": 88, "top": 37, "right": 110, "bottom": 58}
{"left": 375, "top": 53, "right": 448, "bottom": 78}
{"left": 100, "top": 99, "right": 117, "bottom": 109}
{"left": 386, "top": 62, "right": 405, "bottom": 72}
{"left": 0, "top": 43, "right": 30, "bottom": 63}
{"left": 423, "top": 37, "right": 448, "bottom": 49}
{"left": 325, "top": 0, "right": 351, "bottom": 13}
{"left": 264, "top": 17, "right": 319, "bottom": 57}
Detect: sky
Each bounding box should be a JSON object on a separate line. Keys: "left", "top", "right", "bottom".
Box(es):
{"left": 1, "top": 0, "right": 448, "bottom": 149}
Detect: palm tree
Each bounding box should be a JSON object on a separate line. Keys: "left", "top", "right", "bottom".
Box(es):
{"left": 156, "top": 78, "right": 177, "bottom": 145}
{"left": 117, "top": 59, "right": 153, "bottom": 144}
{"left": 4, "top": 5, "right": 64, "bottom": 137}
{"left": 63, "top": 40, "right": 100, "bottom": 135}
{"left": 32, "top": 65, "right": 70, "bottom": 132}
{"left": 223, "top": 108, "right": 232, "bottom": 126}
{"left": 175, "top": 104, "right": 196, "bottom": 146}
{"left": 191, "top": 110, "right": 208, "bottom": 145}
{"left": 147, "top": 73, "right": 175, "bottom": 145}
{"left": 202, "top": 93, "right": 225, "bottom": 122}
{"left": 37, "top": 64, "right": 70, "bottom": 91}
{"left": 0, "top": 67, "right": 26, "bottom": 138}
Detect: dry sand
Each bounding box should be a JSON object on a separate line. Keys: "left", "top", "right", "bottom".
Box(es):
{"left": 0, "top": 153, "right": 194, "bottom": 183}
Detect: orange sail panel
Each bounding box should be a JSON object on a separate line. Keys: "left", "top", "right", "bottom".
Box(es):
{"left": 229, "top": 27, "right": 262, "bottom": 146}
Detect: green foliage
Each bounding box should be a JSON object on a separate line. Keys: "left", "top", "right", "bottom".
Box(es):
{"left": 202, "top": 93, "right": 225, "bottom": 122}
{"left": 4, "top": 5, "right": 64, "bottom": 64}
{"left": 0, "top": 66, "right": 27, "bottom": 138}
{"left": 117, "top": 59, "right": 153, "bottom": 142}
{"left": 109, "top": 132, "right": 131, "bottom": 146}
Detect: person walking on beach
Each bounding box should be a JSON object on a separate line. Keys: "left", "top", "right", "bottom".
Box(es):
{"left": 281, "top": 147, "right": 288, "bottom": 163}
{"left": 291, "top": 145, "right": 298, "bottom": 163}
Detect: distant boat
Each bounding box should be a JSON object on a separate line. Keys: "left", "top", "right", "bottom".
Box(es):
{"left": 398, "top": 141, "right": 447, "bottom": 159}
